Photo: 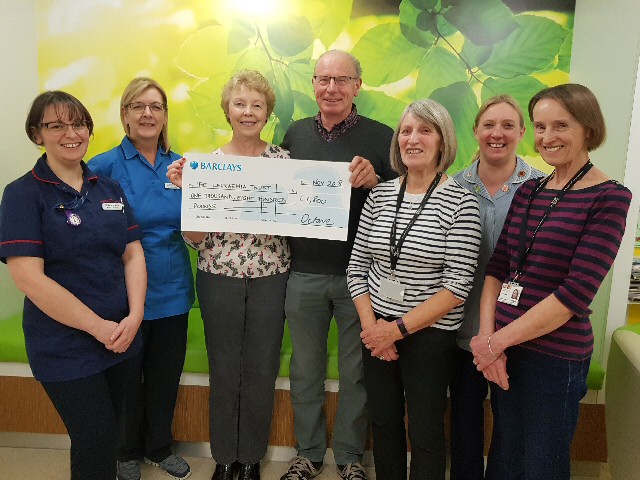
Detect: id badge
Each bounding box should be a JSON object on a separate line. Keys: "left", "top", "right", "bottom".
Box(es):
{"left": 498, "top": 282, "right": 523, "bottom": 306}
{"left": 379, "top": 277, "right": 405, "bottom": 302}
{"left": 102, "top": 202, "right": 124, "bottom": 211}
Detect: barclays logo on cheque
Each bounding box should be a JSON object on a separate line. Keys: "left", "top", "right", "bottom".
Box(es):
{"left": 189, "top": 161, "right": 243, "bottom": 172}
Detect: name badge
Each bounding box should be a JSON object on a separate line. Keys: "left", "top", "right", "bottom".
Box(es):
{"left": 102, "top": 202, "right": 124, "bottom": 211}
{"left": 379, "top": 277, "right": 405, "bottom": 302}
{"left": 498, "top": 282, "right": 522, "bottom": 306}
{"left": 165, "top": 182, "right": 180, "bottom": 190}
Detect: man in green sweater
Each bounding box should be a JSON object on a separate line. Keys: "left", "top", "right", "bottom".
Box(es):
{"left": 280, "top": 50, "right": 396, "bottom": 480}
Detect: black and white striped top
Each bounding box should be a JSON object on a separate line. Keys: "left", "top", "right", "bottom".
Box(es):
{"left": 347, "top": 176, "right": 482, "bottom": 330}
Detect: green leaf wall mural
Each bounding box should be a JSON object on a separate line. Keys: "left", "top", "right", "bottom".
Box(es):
{"left": 36, "top": 0, "right": 574, "bottom": 172}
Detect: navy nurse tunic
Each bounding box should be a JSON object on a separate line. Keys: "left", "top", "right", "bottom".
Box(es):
{"left": 0, "top": 154, "right": 143, "bottom": 382}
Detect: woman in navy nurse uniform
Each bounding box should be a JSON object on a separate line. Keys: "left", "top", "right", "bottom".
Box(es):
{"left": 90, "top": 77, "right": 195, "bottom": 480}
{"left": 0, "top": 91, "right": 146, "bottom": 480}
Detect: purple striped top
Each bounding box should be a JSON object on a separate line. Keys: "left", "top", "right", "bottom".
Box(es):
{"left": 485, "top": 179, "right": 631, "bottom": 360}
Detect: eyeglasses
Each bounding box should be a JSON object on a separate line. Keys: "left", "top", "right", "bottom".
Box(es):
{"left": 127, "top": 102, "right": 166, "bottom": 114}
{"left": 313, "top": 76, "right": 357, "bottom": 87}
{"left": 40, "top": 121, "right": 89, "bottom": 134}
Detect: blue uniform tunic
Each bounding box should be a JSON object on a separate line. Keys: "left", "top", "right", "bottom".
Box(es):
{"left": 0, "top": 155, "right": 143, "bottom": 382}
{"left": 453, "top": 156, "right": 546, "bottom": 350}
{"left": 89, "top": 137, "right": 194, "bottom": 320}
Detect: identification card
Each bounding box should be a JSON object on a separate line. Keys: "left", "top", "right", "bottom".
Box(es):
{"left": 379, "top": 277, "right": 405, "bottom": 302}
{"left": 498, "top": 282, "right": 523, "bottom": 306}
{"left": 102, "top": 202, "right": 124, "bottom": 211}
{"left": 165, "top": 182, "right": 180, "bottom": 190}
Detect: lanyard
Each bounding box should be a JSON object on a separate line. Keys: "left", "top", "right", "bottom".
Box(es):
{"left": 389, "top": 172, "right": 443, "bottom": 272}
{"left": 54, "top": 187, "right": 90, "bottom": 212}
{"left": 54, "top": 186, "right": 91, "bottom": 227}
{"left": 514, "top": 160, "right": 593, "bottom": 279}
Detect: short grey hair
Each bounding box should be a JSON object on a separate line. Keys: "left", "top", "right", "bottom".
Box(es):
{"left": 314, "top": 49, "right": 362, "bottom": 79}
{"left": 390, "top": 99, "right": 457, "bottom": 175}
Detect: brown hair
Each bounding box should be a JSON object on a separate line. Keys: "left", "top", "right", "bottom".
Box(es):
{"left": 120, "top": 77, "right": 170, "bottom": 153}
{"left": 25, "top": 91, "right": 94, "bottom": 145}
{"left": 528, "top": 83, "right": 606, "bottom": 151}
{"left": 220, "top": 70, "right": 276, "bottom": 123}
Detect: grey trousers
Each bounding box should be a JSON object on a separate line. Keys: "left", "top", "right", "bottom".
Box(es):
{"left": 197, "top": 270, "right": 288, "bottom": 464}
{"left": 285, "top": 272, "right": 367, "bottom": 465}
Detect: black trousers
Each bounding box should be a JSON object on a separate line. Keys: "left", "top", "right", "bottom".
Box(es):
{"left": 362, "top": 325, "right": 456, "bottom": 480}
{"left": 41, "top": 354, "right": 140, "bottom": 480}
{"left": 449, "top": 347, "right": 490, "bottom": 480}
{"left": 117, "top": 313, "right": 189, "bottom": 462}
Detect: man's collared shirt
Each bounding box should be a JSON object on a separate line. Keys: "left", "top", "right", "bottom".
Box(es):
{"left": 314, "top": 104, "right": 360, "bottom": 141}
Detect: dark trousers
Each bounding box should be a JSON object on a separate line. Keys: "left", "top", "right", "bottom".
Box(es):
{"left": 485, "top": 347, "right": 589, "bottom": 480}
{"left": 449, "top": 347, "right": 489, "bottom": 480}
{"left": 197, "top": 270, "right": 288, "bottom": 464}
{"left": 362, "top": 325, "right": 456, "bottom": 480}
{"left": 118, "top": 313, "right": 188, "bottom": 462}
{"left": 41, "top": 354, "right": 140, "bottom": 480}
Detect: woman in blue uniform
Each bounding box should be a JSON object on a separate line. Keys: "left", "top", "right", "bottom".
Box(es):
{"left": 0, "top": 90, "right": 146, "bottom": 480}
{"left": 90, "top": 77, "right": 195, "bottom": 480}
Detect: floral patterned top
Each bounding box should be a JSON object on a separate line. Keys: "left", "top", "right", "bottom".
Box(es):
{"left": 184, "top": 144, "right": 291, "bottom": 278}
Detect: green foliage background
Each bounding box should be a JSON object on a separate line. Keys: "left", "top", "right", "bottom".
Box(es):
{"left": 36, "top": 0, "right": 573, "bottom": 172}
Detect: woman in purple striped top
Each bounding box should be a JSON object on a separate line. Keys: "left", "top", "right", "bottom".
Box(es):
{"left": 470, "top": 84, "right": 631, "bottom": 480}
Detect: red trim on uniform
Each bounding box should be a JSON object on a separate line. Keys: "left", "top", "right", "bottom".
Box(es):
{"left": 31, "top": 169, "right": 60, "bottom": 185}
{"left": 127, "top": 225, "right": 139, "bottom": 231}
{"left": 0, "top": 239, "right": 44, "bottom": 245}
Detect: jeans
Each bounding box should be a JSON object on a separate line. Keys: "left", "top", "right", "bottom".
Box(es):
{"left": 198, "top": 270, "right": 288, "bottom": 464}
{"left": 485, "top": 346, "right": 589, "bottom": 480}
{"left": 362, "top": 324, "right": 456, "bottom": 480}
{"left": 449, "top": 347, "right": 489, "bottom": 480}
{"left": 285, "top": 272, "right": 367, "bottom": 465}
{"left": 41, "top": 354, "right": 140, "bottom": 480}
{"left": 118, "top": 313, "right": 188, "bottom": 462}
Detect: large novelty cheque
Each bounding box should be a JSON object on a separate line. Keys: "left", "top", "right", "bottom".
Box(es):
{"left": 181, "top": 153, "right": 352, "bottom": 240}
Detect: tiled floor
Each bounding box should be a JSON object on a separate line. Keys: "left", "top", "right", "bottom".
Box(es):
{"left": 0, "top": 446, "right": 611, "bottom": 480}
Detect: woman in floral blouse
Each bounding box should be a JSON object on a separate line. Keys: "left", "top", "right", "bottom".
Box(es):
{"left": 167, "top": 70, "right": 290, "bottom": 480}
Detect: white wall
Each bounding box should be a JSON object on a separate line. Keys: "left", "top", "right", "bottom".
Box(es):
{"left": 570, "top": 0, "right": 640, "bottom": 398}
{"left": 0, "top": 0, "right": 39, "bottom": 315}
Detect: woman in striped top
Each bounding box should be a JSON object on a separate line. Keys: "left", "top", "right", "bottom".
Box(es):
{"left": 347, "top": 99, "right": 481, "bottom": 480}
{"left": 471, "top": 84, "right": 631, "bottom": 480}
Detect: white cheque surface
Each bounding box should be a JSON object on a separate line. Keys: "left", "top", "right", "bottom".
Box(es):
{"left": 181, "top": 153, "right": 352, "bottom": 240}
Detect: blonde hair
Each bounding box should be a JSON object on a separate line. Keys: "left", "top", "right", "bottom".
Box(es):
{"left": 390, "top": 99, "right": 457, "bottom": 175}
{"left": 220, "top": 70, "right": 276, "bottom": 123}
{"left": 120, "top": 77, "right": 170, "bottom": 153}
{"left": 471, "top": 94, "right": 525, "bottom": 161}
{"left": 474, "top": 94, "right": 525, "bottom": 129}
